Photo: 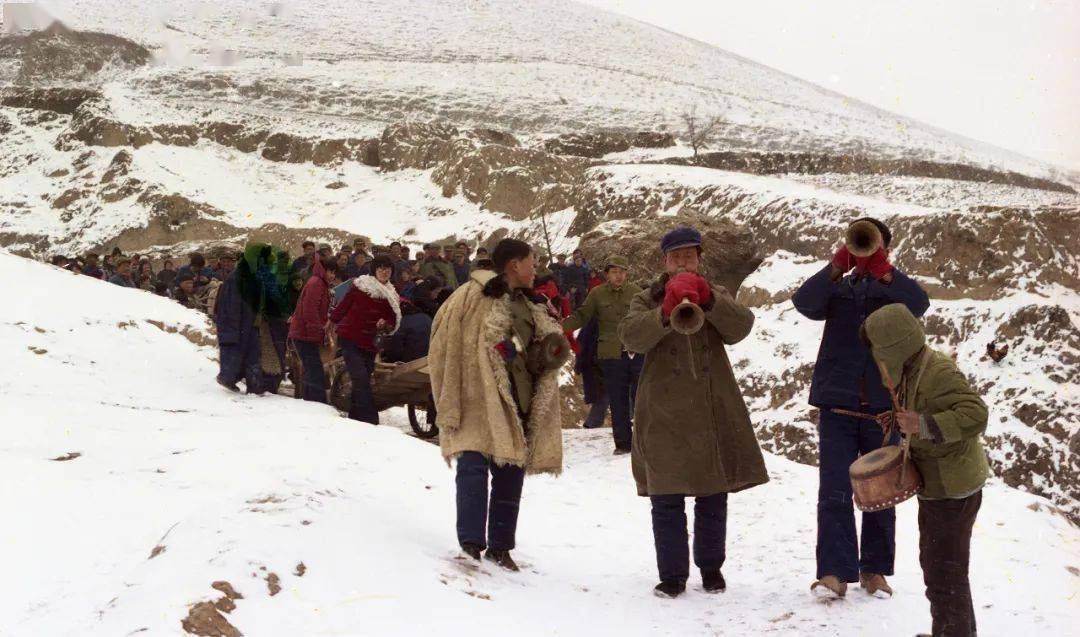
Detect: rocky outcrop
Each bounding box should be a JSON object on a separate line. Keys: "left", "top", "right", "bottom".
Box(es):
{"left": 0, "top": 86, "right": 100, "bottom": 114}
{"left": 543, "top": 131, "right": 674, "bottom": 158}
{"left": 575, "top": 212, "right": 762, "bottom": 294}
{"left": 664, "top": 151, "right": 1075, "bottom": 194}
{"left": 0, "top": 23, "right": 150, "bottom": 85}
{"left": 432, "top": 141, "right": 591, "bottom": 220}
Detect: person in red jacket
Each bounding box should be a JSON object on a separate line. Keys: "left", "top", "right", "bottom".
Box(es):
{"left": 288, "top": 256, "right": 338, "bottom": 403}
{"left": 330, "top": 255, "right": 401, "bottom": 423}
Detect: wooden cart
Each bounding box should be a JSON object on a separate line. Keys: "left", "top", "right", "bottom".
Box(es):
{"left": 287, "top": 336, "right": 438, "bottom": 439}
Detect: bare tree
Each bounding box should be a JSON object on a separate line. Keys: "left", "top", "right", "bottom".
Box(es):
{"left": 681, "top": 105, "right": 724, "bottom": 159}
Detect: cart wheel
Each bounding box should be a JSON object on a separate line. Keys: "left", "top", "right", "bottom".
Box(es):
{"left": 408, "top": 396, "right": 439, "bottom": 439}
{"left": 330, "top": 366, "right": 352, "bottom": 413}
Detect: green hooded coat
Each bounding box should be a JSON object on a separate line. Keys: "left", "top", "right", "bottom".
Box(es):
{"left": 863, "top": 303, "right": 990, "bottom": 499}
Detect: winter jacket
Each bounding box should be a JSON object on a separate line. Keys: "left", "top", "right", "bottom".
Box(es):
{"left": 563, "top": 282, "right": 642, "bottom": 359}
{"left": 82, "top": 266, "right": 104, "bottom": 280}
{"left": 619, "top": 276, "right": 769, "bottom": 497}
{"left": 156, "top": 269, "right": 177, "bottom": 288}
{"left": 419, "top": 257, "right": 458, "bottom": 289}
{"left": 381, "top": 301, "right": 432, "bottom": 363}
{"left": 792, "top": 264, "right": 929, "bottom": 410}
{"left": 561, "top": 263, "right": 590, "bottom": 291}
{"left": 864, "top": 304, "right": 989, "bottom": 499}
{"left": 429, "top": 270, "right": 563, "bottom": 474}
{"left": 288, "top": 258, "right": 330, "bottom": 344}
{"left": 214, "top": 270, "right": 257, "bottom": 346}
{"left": 108, "top": 273, "right": 135, "bottom": 288}
{"left": 330, "top": 275, "right": 401, "bottom": 352}
{"left": 175, "top": 265, "right": 216, "bottom": 291}
{"left": 452, "top": 261, "right": 471, "bottom": 288}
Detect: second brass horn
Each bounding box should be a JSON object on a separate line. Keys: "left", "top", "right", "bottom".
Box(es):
{"left": 845, "top": 219, "right": 883, "bottom": 257}
{"left": 671, "top": 298, "right": 705, "bottom": 335}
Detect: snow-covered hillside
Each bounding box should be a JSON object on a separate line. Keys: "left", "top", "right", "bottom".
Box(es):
{"left": 5, "top": 0, "right": 1076, "bottom": 185}
{"left": 3, "top": 250, "right": 1078, "bottom": 636}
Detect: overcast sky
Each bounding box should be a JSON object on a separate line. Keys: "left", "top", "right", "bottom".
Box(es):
{"left": 579, "top": 0, "right": 1080, "bottom": 171}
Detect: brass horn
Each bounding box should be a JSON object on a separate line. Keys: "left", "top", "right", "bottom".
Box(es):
{"left": 671, "top": 298, "right": 705, "bottom": 335}
{"left": 845, "top": 219, "right": 883, "bottom": 257}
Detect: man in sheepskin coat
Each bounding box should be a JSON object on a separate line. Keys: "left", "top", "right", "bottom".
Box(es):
{"left": 429, "top": 238, "right": 566, "bottom": 572}
{"left": 330, "top": 255, "right": 401, "bottom": 424}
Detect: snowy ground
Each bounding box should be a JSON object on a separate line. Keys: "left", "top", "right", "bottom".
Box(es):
{"left": 2, "top": 251, "right": 1077, "bottom": 636}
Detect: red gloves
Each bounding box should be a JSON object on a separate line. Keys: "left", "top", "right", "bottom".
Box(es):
{"left": 831, "top": 245, "right": 855, "bottom": 272}
{"left": 662, "top": 273, "right": 712, "bottom": 318}
{"left": 856, "top": 248, "right": 893, "bottom": 281}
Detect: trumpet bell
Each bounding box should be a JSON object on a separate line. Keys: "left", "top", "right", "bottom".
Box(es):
{"left": 845, "top": 219, "right": 883, "bottom": 257}
{"left": 671, "top": 299, "right": 705, "bottom": 335}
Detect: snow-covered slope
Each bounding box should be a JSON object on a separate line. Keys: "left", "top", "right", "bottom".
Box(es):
{"left": 3, "top": 249, "right": 1078, "bottom": 636}
{"left": 7, "top": 0, "right": 1074, "bottom": 184}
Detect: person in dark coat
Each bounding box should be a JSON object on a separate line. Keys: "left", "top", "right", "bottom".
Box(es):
{"left": 380, "top": 299, "right": 432, "bottom": 363}
{"left": 330, "top": 255, "right": 401, "bottom": 423}
{"left": 82, "top": 253, "right": 104, "bottom": 280}
{"left": 173, "top": 274, "right": 198, "bottom": 309}
{"left": 214, "top": 268, "right": 262, "bottom": 393}
{"left": 288, "top": 257, "right": 337, "bottom": 403}
{"left": 175, "top": 253, "right": 215, "bottom": 294}
{"left": 291, "top": 240, "right": 317, "bottom": 275}
{"left": 791, "top": 217, "right": 930, "bottom": 599}
{"left": 562, "top": 249, "right": 591, "bottom": 309}
{"left": 575, "top": 317, "right": 609, "bottom": 429}
{"left": 108, "top": 258, "right": 135, "bottom": 288}
{"left": 156, "top": 260, "right": 178, "bottom": 289}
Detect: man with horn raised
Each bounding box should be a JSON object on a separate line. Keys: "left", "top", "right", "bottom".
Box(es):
{"left": 619, "top": 226, "right": 768, "bottom": 598}
{"left": 792, "top": 217, "right": 930, "bottom": 599}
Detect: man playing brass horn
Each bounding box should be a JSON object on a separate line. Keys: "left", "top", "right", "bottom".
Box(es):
{"left": 792, "top": 217, "right": 930, "bottom": 599}
{"left": 619, "top": 226, "right": 768, "bottom": 598}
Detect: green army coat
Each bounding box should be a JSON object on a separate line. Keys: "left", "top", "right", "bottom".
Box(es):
{"left": 563, "top": 282, "right": 643, "bottom": 359}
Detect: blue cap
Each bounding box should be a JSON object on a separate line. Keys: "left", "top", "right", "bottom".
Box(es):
{"left": 660, "top": 226, "right": 702, "bottom": 254}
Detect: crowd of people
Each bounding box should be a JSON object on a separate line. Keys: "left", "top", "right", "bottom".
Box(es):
{"left": 45, "top": 221, "right": 987, "bottom": 636}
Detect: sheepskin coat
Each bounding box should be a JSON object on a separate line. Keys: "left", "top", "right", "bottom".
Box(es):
{"left": 330, "top": 275, "right": 402, "bottom": 352}
{"left": 429, "top": 270, "right": 564, "bottom": 474}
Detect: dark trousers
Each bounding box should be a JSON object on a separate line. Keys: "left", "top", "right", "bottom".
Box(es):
{"left": 598, "top": 353, "right": 643, "bottom": 449}
{"left": 650, "top": 493, "right": 728, "bottom": 583}
{"left": 293, "top": 339, "right": 328, "bottom": 403}
{"left": 218, "top": 329, "right": 262, "bottom": 394}
{"left": 455, "top": 451, "right": 526, "bottom": 551}
{"left": 919, "top": 491, "right": 981, "bottom": 637}
{"left": 817, "top": 409, "right": 898, "bottom": 582}
{"left": 340, "top": 338, "right": 378, "bottom": 424}
{"left": 583, "top": 388, "right": 609, "bottom": 428}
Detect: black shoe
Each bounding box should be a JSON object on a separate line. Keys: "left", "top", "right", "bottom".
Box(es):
{"left": 653, "top": 580, "right": 685, "bottom": 598}
{"left": 484, "top": 549, "right": 519, "bottom": 572}
{"left": 460, "top": 543, "right": 483, "bottom": 561}
{"left": 216, "top": 377, "right": 240, "bottom": 392}
{"left": 613, "top": 446, "right": 631, "bottom": 455}
{"left": 702, "top": 570, "right": 726, "bottom": 593}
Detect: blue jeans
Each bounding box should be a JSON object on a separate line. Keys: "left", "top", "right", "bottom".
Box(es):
{"left": 817, "top": 409, "right": 899, "bottom": 582}
{"left": 650, "top": 493, "right": 728, "bottom": 583}
{"left": 456, "top": 451, "right": 525, "bottom": 551}
{"left": 598, "top": 353, "right": 642, "bottom": 449}
{"left": 340, "top": 338, "right": 378, "bottom": 424}
{"left": 293, "top": 339, "right": 328, "bottom": 403}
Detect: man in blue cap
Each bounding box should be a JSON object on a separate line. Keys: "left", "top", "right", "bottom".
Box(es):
{"left": 792, "top": 217, "right": 930, "bottom": 599}
{"left": 619, "top": 225, "right": 768, "bottom": 598}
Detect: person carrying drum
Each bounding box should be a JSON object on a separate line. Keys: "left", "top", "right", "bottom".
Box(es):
{"left": 792, "top": 217, "right": 930, "bottom": 598}
{"left": 428, "top": 239, "right": 568, "bottom": 572}
{"left": 618, "top": 226, "right": 768, "bottom": 598}
{"left": 862, "top": 303, "right": 988, "bottom": 637}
